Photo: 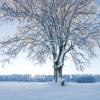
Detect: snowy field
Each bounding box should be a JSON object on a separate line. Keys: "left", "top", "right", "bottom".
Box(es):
{"left": 0, "top": 82, "right": 100, "bottom": 100}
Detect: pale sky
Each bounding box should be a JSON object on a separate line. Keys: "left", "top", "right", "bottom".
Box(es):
{"left": 0, "top": 1, "right": 100, "bottom": 76}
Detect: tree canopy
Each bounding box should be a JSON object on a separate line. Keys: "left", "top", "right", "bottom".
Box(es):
{"left": 0, "top": 0, "right": 100, "bottom": 82}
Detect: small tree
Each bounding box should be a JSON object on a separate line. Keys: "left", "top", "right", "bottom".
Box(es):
{"left": 0, "top": 0, "right": 100, "bottom": 83}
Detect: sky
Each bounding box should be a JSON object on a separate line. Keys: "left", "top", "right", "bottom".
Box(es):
{"left": 0, "top": 1, "right": 100, "bottom": 76}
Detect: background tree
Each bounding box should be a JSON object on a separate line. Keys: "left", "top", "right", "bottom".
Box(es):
{"left": 0, "top": 0, "right": 100, "bottom": 82}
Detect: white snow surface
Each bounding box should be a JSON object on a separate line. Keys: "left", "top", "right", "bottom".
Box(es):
{"left": 0, "top": 82, "right": 100, "bottom": 100}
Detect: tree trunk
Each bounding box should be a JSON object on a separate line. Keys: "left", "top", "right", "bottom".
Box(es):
{"left": 53, "top": 46, "right": 64, "bottom": 83}
{"left": 54, "top": 66, "right": 63, "bottom": 83}
{"left": 54, "top": 68, "right": 57, "bottom": 82}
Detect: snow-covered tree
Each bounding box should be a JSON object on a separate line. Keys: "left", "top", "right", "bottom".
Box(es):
{"left": 0, "top": 0, "right": 100, "bottom": 82}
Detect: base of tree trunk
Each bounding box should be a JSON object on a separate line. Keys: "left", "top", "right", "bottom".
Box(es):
{"left": 53, "top": 78, "right": 65, "bottom": 86}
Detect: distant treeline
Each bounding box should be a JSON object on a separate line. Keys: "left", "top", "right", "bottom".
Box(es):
{"left": 0, "top": 74, "right": 100, "bottom": 83}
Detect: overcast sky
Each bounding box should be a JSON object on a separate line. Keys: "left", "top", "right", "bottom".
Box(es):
{"left": 0, "top": 1, "right": 100, "bottom": 76}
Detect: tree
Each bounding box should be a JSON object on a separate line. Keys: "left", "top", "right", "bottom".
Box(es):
{"left": 0, "top": 0, "right": 100, "bottom": 83}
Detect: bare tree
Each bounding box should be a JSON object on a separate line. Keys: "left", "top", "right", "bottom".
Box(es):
{"left": 0, "top": 0, "right": 100, "bottom": 83}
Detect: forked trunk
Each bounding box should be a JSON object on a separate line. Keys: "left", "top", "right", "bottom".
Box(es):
{"left": 53, "top": 46, "right": 65, "bottom": 83}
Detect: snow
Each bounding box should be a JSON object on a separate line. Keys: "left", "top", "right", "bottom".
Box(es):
{"left": 0, "top": 82, "right": 100, "bottom": 100}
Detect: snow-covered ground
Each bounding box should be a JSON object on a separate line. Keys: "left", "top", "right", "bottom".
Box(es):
{"left": 0, "top": 82, "right": 100, "bottom": 100}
